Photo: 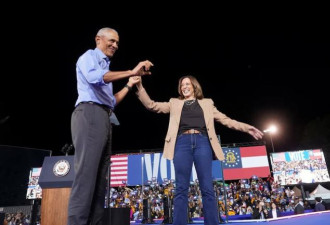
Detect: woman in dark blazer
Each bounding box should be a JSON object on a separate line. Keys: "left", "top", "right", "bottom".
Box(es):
{"left": 268, "top": 202, "right": 281, "bottom": 218}
{"left": 135, "top": 75, "right": 263, "bottom": 225}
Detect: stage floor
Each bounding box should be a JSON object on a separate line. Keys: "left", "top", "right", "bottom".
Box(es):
{"left": 132, "top": 211, "right": 330, "bottom": 225}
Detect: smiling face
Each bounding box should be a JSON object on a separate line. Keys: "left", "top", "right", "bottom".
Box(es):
{"left": 96, "top": 29, "right": 119, "bottom": 58}
{"left": 180, "top": 77, "right": 195, "bottom": 100}
{"left": 177, "top": 75, "right": 204, "bottom": 100}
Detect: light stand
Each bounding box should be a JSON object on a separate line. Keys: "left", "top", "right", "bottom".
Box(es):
{"left": 264, "top": 125, "right": 277, "bottom": 153}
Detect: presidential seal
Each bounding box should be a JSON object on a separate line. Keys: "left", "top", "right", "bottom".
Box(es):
{"left": 53, "top": 159, "right": 70, "bottom": 177}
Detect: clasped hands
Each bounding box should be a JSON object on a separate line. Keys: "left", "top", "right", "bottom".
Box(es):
{"left": 132, "top": 60, "right": 154, "bottom": 76}
{"left": 128, "top": 60, "right": 153, "bottom": 86}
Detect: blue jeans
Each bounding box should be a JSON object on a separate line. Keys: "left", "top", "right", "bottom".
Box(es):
{"left": 173, "top": 133, "right": 219, "bottom": 225}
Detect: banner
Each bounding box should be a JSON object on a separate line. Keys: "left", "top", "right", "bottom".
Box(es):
{"left": 272, "top": 149, "right": 323, "bottom": 163}
{"left": 26, "top": 167, "right": 42, "bottom": 199}
{"left": 110, "top": 145, "right": 270, "bottom": 186}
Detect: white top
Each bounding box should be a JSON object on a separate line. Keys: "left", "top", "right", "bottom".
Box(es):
{"left": 272, "top": 209, "right": 278, "bottom": 218}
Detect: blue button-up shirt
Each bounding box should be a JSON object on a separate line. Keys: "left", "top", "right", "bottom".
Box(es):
{"left": 75, "top": 48, "right": 116, "bottom": 109}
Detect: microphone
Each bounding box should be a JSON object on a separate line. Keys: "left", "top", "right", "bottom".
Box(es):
{"left": 61, "top": 143, "right": 74, "bottom": 155}
{"left": 0, "top": 116, "right": 10, "bottom": 124}
{"left": 67, "top": 144, "right": 74, "bottom": 151}
{"left": 61, "top": 144, "right": 69, "bottom": 153}
{"left": 66, "top": 144, "right": 74, "bottom": 155}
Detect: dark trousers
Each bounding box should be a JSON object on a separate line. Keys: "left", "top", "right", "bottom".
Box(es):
{"left": 173, "top": 133, "right": 219, "bottom": 225}
{"left": 67, "top": 103, "right": 112, "bottom": 225}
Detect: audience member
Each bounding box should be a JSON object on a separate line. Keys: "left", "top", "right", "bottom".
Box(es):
{"left": 252, "top": 201, "right": 268, "bottom": 219}
{"left": 314, "top": 197, "right": 326, "bottom": 212}
{"left": 294, "top": 198, "right": 304, "bottom": 214}
{"left": 268, "top": 202, "right": 281, "bottom": 218}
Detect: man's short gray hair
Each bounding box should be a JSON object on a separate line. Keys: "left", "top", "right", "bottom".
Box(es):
{"left": 97, "top": 27, "right": 118, "bottom": 36}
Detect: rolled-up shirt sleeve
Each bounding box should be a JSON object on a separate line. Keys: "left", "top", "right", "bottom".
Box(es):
{"left": 77, "top": 51, "right": 109, "bottom": 86}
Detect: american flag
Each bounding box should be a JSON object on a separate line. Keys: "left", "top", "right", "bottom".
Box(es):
{"left": 309, "top": 149, "right": 323, "bottom": 160}
{"left": 110, "top": 154, "right": 128, "bottom": 187}
{"left": 271, "top": 152, "right": 286, "bottom": 162}
{"left": 32, "top": 167, "right": 42, "bottom": 177}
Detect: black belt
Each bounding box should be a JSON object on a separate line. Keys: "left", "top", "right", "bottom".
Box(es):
{"left": 78, "top": 101, "right": 112, "bottom": 115}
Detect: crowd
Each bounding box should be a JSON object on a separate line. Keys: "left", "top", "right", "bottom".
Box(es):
{"left": 108, "top": 176, "right": 328, "bottom": 221}
{"left": 273, "top": 159, "right": 330, "bottom": 185}
{"left": 2, "top": 176, "right": 328, "bottom": 224}
{"left": 2, "top": 211, "right": 38, "bottom": 225}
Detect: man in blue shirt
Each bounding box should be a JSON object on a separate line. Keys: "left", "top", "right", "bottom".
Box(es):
{"left": 67, "top": 27, "right": 153, "bottom": 225}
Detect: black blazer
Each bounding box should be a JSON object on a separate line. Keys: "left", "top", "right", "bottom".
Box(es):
{"left": 268, "top": 209, "right": 281, "bottom": 218}
{"left": 252, "top": 208, "right": 267, "bottom": 219}
{"left": 314, "top": 202, "right": 326, "bottom": 211}
{"left": 294, "top": 203, "right": 304, "bottom": 214}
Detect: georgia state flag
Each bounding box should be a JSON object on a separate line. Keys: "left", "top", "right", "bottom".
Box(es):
{"left": 222, "top": 146, "right": 270, "bottom": 180}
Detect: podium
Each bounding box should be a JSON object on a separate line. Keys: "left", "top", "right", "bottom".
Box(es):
{"left": 39, "top": 156, "right": 75, "bottom": 225}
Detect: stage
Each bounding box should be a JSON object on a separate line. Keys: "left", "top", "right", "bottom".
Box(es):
{"left": 131, "top": 211, "right": 330, "bottom": 225}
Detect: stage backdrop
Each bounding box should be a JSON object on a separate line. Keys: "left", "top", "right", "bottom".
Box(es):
{"left": 110, "top": 145, "right": 270, "bottom": 186}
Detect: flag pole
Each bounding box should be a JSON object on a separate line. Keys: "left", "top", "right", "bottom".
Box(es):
{"left": 141, "top": 156, "right": 144, "bottom": 199}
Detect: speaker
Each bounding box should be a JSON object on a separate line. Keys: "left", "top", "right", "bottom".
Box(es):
{"left": 143, "top": 199, "right": 149, "bottom": 220}
{"left": 0, "top": 212, "right": 5, "bottom": 224}
{"left": 162, "top": 195, "right": 173, "bottom": 224}
{"left": 141, "top": 199, "right": 154, "bottom": 224}
{"left": 103, "top": 208, "right": 130, "bottom": 225}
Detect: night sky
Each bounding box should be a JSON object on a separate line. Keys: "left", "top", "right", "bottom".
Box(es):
{"left": 0, "top": 12, "right": 330, "bottom": 206}
{"left": 1, "top": 19, "right": 329, "bottom": 156}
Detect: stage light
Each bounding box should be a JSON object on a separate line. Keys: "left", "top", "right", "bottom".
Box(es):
{"left": 264, "top": 125, "right": 278, "bottom": 153}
